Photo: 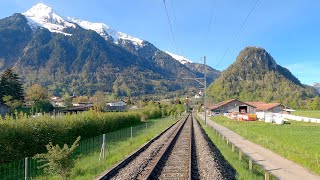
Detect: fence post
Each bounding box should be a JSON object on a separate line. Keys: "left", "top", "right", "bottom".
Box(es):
{"left": 249, "top": 159, "right": 253, "bottom": 171}
{"left": 265, "top": 171, "right": 270, "bottom": 180}
{"left": 232, "top": 144, "right": 235, "bottom": 152}
{"left": 239, "top": 150, "right": 243, "bottom": 161}
{"left": 99, "top": 134, "right": 106, "bottom": 161}
{"left": 25, "top": 157, "right": 28, "bottom": 180}
{"left": 131, "top": 127, "right": 133, "bottom": 141}
{"left": 146, "top": 123, "right": 148, "bottom": 131}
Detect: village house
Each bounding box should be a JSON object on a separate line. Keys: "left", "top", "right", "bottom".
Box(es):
{"left": 105, "top": 100, "right": 127, "bottom": 111}
{"left": 0, "top": 103, "right": 10, "bottom": 118}
{"left": 50, "top": 96, "right": 65, "bottom": 107}
{"left": 245, "top": 102, "right": 292, "bottom": 114}
{"left": 206, "top": 99, "right": 256, "bottom": 116}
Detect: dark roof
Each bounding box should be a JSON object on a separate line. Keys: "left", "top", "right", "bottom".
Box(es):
{"left": 207, "top": 99, "right": 256, "bottom": 110}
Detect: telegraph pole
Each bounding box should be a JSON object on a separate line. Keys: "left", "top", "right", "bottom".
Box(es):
{"left": 204, "top": 56, "right": 207, "bottom": 126}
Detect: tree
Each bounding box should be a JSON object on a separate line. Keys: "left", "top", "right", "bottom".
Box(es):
{"left": 92, "top": 91, "right": 106, "bottom": 111}
{"left": 2, "top": 95, "right": 22, "bottom": 110}
{"left": 26, "top": 84, "right": 48, "bottom": 102}
{"left": 63, "top": 93, "right": 73, "bottom": 108}
{"left": 34, "top": 136, "right": 81, "bottom": 179}
{"left": 33, "top": 100, "right": 54, "bottom": 113}
{"left": 0, "top": 68, "right": 24, "bottom": 103}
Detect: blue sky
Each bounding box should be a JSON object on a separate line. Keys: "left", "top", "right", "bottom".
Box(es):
{"left": 0, "top": 0, "right": 319, "bottom": 85}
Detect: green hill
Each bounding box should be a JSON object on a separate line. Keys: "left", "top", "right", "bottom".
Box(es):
{"left": 207, "top": 47, "right": 318, "bottom": 108}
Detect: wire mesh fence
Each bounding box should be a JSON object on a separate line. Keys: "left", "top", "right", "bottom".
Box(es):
{"left": 0, "top": 117, "right": 175, "bottom": 179}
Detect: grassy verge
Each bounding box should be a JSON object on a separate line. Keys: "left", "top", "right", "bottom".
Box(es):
{"left": 292, "top": 110, "right": 320, "bottom": 118}
{"left": 196, "top": 115, "right": 265, "bottom": 180}
{"left": 210, "top": 116, "right": 320, "bottom": 175}
{"left": 33, "top": 116, "right": 179, "bottom": 179}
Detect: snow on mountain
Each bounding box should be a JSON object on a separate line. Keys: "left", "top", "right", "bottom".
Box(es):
{"left": 22, "top": 3, "right": 75, "bottom": 36}
{"left": 67, "top": 17, "right": 144, "bottom": 48}
{"left": 22, "top": 3, "right": 145, "bottom": 48}
{"left": 313, "top": 82, "right": 320, "bottom": 87}
{"left": 165, "top": 51, "right": 193, "bottom": 64}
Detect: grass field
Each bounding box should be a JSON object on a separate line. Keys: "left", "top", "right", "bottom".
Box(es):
{"left": 33, "top": 116, "right": 178, "bottom": 179}
{"left": 210, "top": 116, "right": 320, "bottom": 175}
{"left": 292, "top": 110, "right": 320, "bottom": 118}
{"left": 196, "top": 116, "right": 266, "bottom": 180}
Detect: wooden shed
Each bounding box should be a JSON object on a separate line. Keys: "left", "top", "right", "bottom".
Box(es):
{"left": 207, "top": 99, "right": 256, "bottom": 116}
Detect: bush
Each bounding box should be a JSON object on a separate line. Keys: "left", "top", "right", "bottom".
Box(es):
{"left": 33, "top": 100, "right": 54, "bottom": 113}
{"left": 34, "top": 136, "right": 81, "bottom": 179}
{"left": 0, "top": 110, "right": 141, "bottom": 163}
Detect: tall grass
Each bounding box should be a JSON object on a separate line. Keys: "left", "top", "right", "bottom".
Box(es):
{"left": 211, "top": 116, "right": 320, "bottom": 175}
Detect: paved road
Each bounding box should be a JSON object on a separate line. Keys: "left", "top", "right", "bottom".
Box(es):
{"left": 198, "top": 113, "right": 320, "bottom": 180}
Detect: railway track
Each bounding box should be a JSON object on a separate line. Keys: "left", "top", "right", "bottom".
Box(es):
{"left": 96, "top": 113, "right": 235, "bottom": 180}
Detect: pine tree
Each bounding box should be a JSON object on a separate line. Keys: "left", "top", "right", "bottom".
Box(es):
{"left": 0, "top": 68, "right": 24, "bottom": 102}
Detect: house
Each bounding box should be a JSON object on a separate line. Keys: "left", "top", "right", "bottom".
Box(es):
{"left": 72, "top": 102, "right": 93, "bottom": 107}
{"left": 106, "top": 100, "right": 126, "bottom": 107}
{"left": 50, "top": 96, "right": 65, "bottom": 107}
{"left": 60, "top": 105, "right": 93, "bottom": 114}
{"left": 207, "top": 99, "right": 256, "bottom": 116}
{"left": 246, "top": 102, "right": 291, "bottom": 114}
{"left": 0, "top": 103, "right": 10, "bottom": 118}
{"left": 105, "top": 100, "right": 127, "bottom": 111}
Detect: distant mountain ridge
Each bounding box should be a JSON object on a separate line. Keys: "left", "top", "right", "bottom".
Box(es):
{"left": 0, "top": 3, "right": 220, "bottom": 96}
{"left": 207, "top": 47, "right": 318, "bottom": 107}
{"left": 313, "top": 83, "right": 320, "bottom": 93}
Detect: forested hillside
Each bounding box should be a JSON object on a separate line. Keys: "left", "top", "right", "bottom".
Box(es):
{"left": 207, "top": 47, "right": 319, "bottom": 108}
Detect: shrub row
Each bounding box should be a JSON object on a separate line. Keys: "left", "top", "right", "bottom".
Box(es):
{"left": 0, "top": 110, "right": 143, "bottom": 163}
{"left": 0, "top": 103, "right": 184, "bottom": 163}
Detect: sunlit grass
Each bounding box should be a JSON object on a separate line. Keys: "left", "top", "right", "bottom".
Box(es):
{"left": 33, "top": 116, "right": 178, "bottom": 179}
{"left": 210, "top": 116, "right": 320, "bottom": 175}
{"left": 292, "top": 110, "right": 320, "bottom": 118}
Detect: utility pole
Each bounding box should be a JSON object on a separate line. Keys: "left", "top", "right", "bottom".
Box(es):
{"left": 181, "top": 56, "right": 207, "bottom": 126}
{"left": 204, "top": 56, "right": 207, "bottom": 126}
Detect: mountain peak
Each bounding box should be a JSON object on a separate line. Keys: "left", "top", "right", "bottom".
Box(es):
{"left": 22, "top": 3, "right": 75, "bottom": 35}
{"left": 235, "top": 46, "right": 277, "bottom": 70}
{"left": 165, "top": 51, "right": 192, "bottom": 64}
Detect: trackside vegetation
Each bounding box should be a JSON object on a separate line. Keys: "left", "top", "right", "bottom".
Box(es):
{"left": 33, "top": 116, "right": 178, "bottom": 179}
{"left": 0, "top": 102, "right": 184, "bottom": 163}
{"left": 210, "top": 116, "right": 320, "bottom": 175}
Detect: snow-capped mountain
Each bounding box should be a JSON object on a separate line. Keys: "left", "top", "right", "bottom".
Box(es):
{"left": 165, "top": 51, "right": 193, "bottom": 64}
{"left": 67, "top": 17, "right": 144, "bottom": 47}
{"left": 22, "top": 3, "right": 75, "bottom": 36}
{"left": 0, "top": 2, "right": 221, "bottom": 96}
{"left": 22, "top": 3, "right": 144, "bottom": 48}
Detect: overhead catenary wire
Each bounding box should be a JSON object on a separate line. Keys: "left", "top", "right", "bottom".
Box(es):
{"left": 203, "top": 0, "right": 217, "bottom": 55}
{"left": 162, "top": 0, "right": 179, "bottom": 55}
{"left": 215, "top": 0, "right": 259, "bottom": 68}
{"left": 169, "top": 0, "right": 184, "bottom": 56}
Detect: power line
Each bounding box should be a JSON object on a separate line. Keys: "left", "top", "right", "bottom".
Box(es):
{"left": 203, "top": 0, "right": 217, "bottom": 54}
{"left": 162, "top": 0, "right": 179, "bottom": 54}
{"left": 215, "top": 0, "right": 259, "bottom": 68}
{"left": 170, "top": 0, "right": 184, "bottom": 56}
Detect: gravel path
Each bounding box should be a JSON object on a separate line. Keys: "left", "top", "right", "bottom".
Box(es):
{"left": 193, "top": 115, "right": 236, "bottom": 180}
